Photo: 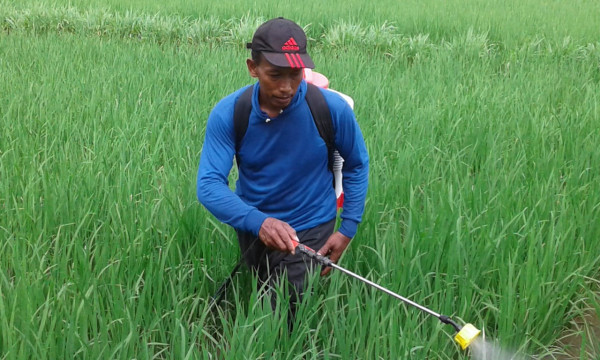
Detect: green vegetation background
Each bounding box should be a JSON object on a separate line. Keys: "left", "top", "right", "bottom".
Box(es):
{"left": 1, "top": 0, "right": 599, "bottom": 358}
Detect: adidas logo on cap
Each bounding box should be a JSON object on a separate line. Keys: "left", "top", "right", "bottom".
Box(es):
{"left": 281, "top": 37, "right": 299, "bottom": 51}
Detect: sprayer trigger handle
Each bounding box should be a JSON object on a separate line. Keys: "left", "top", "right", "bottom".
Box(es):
{"left": 295, "top": 243, "right": 333, "bottom": 267}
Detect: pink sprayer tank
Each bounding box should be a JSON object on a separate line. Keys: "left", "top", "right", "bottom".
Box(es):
{"left": 303, "top": 69, "right": 330, "bottom": 89}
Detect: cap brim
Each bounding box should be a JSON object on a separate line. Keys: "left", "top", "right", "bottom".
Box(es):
{"left": 262, "top": 52, "right": 315, "bottom": 69}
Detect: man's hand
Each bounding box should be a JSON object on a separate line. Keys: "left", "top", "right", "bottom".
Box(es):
{"left": 258, "top": 217, "right": 297, "bottom": 254}
{"left": 317, "top": 231, "right": 351, "bottom": 276}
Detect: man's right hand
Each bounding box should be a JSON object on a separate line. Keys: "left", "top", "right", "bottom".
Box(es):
{"left": 258, "top": 217, "right": 297, "bottom": 254}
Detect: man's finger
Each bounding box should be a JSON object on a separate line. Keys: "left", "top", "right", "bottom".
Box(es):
{"left": 278, "top": 227, "right": 296, "bottom": 254}
{"left": 288, "top": 235, "right": 298, "bottom": 254}
{"left": 316, "top": 243, "right": 331, "bottom": 257}
{"left": 259, "top": 217, "right": 298, "bottom": 254}
{"left": 329, "top": 245, "right": 346, "bottom": 263}
{"left": 283, "top": 235, "right": 295, "bottom": 254}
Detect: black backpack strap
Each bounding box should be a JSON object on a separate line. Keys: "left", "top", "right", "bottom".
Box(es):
{"left": 305, "top": 83, "right": 335, "bottom": 174}
{"left": 233, "top": 85, "right": 254, "bottom": 167}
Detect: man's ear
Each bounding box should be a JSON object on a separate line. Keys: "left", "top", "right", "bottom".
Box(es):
{"left": 246, "top": 58, "right": 258, "bottom": 78}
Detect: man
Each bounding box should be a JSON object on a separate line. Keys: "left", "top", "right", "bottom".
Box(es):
{"left": 196, "top": 17, "right": 369, "bottom": 313}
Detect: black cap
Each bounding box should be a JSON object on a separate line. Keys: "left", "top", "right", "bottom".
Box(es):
{"left": 246, "top": 17, "right": 315, "bottom": 69}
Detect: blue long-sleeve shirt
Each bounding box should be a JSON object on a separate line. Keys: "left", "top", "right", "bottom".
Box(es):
{"left": 197, "top": 80, "right": 369, "bottom": 238}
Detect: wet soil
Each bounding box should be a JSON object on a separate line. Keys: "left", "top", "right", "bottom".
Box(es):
{"left": 555, "top": 310, "right": 600, "bottom": 359}
{"left": 552, "top": 280, "right": 600, "bottom": 359}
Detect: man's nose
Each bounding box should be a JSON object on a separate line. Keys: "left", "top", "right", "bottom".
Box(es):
{"left": 279, "top": 77, "right": 292, "bottom": 93}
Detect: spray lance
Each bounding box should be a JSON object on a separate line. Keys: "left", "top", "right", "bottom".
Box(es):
{"left": 290, "top": 239, "right": 481, "bottom": 350}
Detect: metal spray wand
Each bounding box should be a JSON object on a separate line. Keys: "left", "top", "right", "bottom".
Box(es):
{"left": 291, "top": 239, "right": 481, "bottom": 350}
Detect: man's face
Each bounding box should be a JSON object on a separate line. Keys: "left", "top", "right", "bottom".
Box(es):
{"left": 247, "top": 58, "right": 304, "bottom": 112}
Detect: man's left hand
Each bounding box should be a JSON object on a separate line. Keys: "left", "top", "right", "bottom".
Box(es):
{"left": 316, "top": 231, "right": 351, "bottom": 276}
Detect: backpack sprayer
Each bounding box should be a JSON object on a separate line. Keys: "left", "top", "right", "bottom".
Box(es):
{"left": 291, "top": 239, "right": 482, "bottom": 350}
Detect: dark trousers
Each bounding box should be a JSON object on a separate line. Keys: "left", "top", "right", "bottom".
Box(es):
{"left": 236, "top": 219, "right": 335, "bottom": 320}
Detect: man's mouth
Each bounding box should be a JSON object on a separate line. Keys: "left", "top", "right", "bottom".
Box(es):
{"left": 273, "top": 95, "right": 292, "bottom": 106}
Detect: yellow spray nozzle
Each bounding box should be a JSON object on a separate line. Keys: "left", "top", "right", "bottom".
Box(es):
{"left": 454, "top": 323, "right": 481, "bottom": 350}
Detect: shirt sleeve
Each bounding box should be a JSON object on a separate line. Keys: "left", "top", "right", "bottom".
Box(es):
{"left": 329, "top": 94, "right": 369, "bottom": 239}
{"left": 196, "top": 97, "right": 268, "bottom": 235}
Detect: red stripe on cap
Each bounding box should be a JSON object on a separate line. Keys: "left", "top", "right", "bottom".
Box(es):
{"left": 294, "top": 53, "right": 305, "bottom": 68}
{"left": 284, "top": 53, "right": 296, "bottom": 68}
{"left": 291, "top": 53, "right": 302, "bottom": 68}
{"left": 291, "top": 38, "right": 297, "bottom": 45}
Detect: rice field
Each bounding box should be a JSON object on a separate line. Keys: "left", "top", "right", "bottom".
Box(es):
{"left": 1, "top": 1, "right": 599, "bottom": 359}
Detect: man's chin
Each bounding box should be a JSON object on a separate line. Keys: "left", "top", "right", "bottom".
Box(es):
{"left": 273, "top": 97, "right": 292, "bottom": 108}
